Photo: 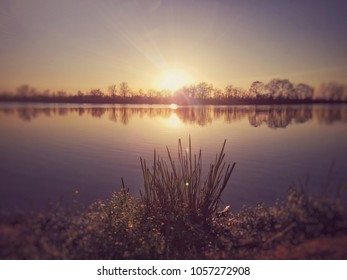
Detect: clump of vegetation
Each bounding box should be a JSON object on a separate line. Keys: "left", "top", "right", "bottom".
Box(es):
{"left": 141, "top": 137, "right": 235, "bottom": 222}
{"left": 139, "top": 138, "right": 234, "bottom": 258}
{"left": 0, "top": 140, "right": 346, "bottom": 259}
{"left": 209, "top": 187, "right": 347, "bottom": 259}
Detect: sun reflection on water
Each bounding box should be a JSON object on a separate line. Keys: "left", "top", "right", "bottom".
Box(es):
{"left": 164, "top": 112, "right": 181, "bottom": 127}
{"left": 169, "top": 103, "right": 178, "bottom": 110}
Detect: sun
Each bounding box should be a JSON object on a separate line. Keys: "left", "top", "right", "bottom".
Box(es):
{"left": 158, "top": 69, "right": 189, "bottom": 91}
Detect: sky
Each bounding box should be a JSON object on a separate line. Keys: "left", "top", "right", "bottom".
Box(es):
{"left": 0, "top": 0, "right": 347, "bottom": 93}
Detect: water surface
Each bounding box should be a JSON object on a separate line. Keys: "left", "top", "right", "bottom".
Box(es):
{"left": 0, "top": 104, "right": 346, "bottom": 211}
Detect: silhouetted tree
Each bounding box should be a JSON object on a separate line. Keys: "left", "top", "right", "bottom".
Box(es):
{"left": 90, "top": 88, "right": 104, "bottom": 98}
{"left": 119, "top": 82, "right": 130, "bottom": 98}
{"left": 249, "top": 81, "right": 266, "bottom": 98}
{"left": 16, "top": 85, "right": 30, "bottom": 97}
{"left": 107, "top": 84, "right": 117, "bottom": 97}
{"left": 191, "top": 85, "right": 200, "bottom": 99}
{"left": 160, "top": 89, "right": 171, "bottom": 98}
{"left": 266, "top": 79, "right": 295, "bottom": 99}
{"left": 146, "top": 89, "right": 156, "bottom": 98}
{"left": 41, "top": 90, "right": 50, "bottom": 97}
{"left": 57, "top": 90, "right": 67, "bottom": 98}
{"left": 196, "top": 82, "right": 213, "bottom": 99}
{"left": 295, "top": 83, "right": 314, "bottom": 100}
{"left": 225, "top": 85, "right": 247, "bottom": 99}
{"left": 224, "top": 85, "right": 234, "bottom": 99}
{"left": 77, "top": 90, "right": 84, "bottom": 98}
{"left": 213, "top": 88, "right": 223, "bottom": 99}
{"left": 318, "top": 82, "right": 345, "bottom": 101}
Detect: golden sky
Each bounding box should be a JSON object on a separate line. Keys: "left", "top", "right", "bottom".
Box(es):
{"left": 1, "top": 0, "right": 347, "bottom": 93}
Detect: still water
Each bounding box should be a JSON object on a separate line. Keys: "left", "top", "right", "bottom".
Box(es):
{"left": 0, "top": 104, "right": 346, "bottom": 211}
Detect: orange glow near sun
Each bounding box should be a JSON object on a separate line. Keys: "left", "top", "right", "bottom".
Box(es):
{"left": 158, "top": 69, "right": 190, "bottom": 91}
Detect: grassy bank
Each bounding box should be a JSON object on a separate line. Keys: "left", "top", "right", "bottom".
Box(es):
{"left": 1, "top": 139, "right": 346, "bottom": 259}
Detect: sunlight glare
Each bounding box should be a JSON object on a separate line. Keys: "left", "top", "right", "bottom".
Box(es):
{"left": 169, "top": 103, "right": 178, "bottom": 110}
{"left": 164, "top": 113, "right": 181, "bottom": 127}
{"left": 158, "top": 69, "right": 189, "bottom": 91}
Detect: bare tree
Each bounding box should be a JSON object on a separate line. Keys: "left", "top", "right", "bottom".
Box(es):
{"left": 266, "top": 79, "right": 295, "bottom": 99}
{"left": 224, "top": 85, "right": 246, "bottom": 99}
{"left": 213, "top": 88, "right": 223, "bottom": 99}
{"left": 107, "top": 84, "right": 117, "bottom": 97}
{"left": 186, "top": 85, "right": 197, "bottom": 99}
{"left": 16, "top": 85, "right": 30, "bottom": 97}
{"left": 295, "top": 83, "right": 314, "bottom": 100}
{"left": 57, "top": 90, "right": 67, "bottom": 97}
{"left": 119, "top": 82, "right": 130, "bottom": 98}
{"left": 77, "top": 90, "right": 84, "bottom": 98}
{"left": 196, "top": 82, "right": 213, "bottom": 99}
{"left": 249, "top": 81, "right": 266, "bottom": 98}
{"left": 146, "top": 89, "right": 156, "bottom": 98}
{"left": 318, "top": 82, "right": 345, "bottom": 101}
{"left": 90, "top": 88, "right": 104, "bottom": 98}
{"left": 42, "top": 90, "right": 50, "bottom": 97}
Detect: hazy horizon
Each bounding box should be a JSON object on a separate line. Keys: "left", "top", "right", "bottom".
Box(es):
{"left": 1, "top": 0, "right": 347, "bottom": 93}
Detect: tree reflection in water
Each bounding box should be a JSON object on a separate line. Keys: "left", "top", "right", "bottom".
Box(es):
{"left": 1, "top": 105, "right": 346, "bottom": 128}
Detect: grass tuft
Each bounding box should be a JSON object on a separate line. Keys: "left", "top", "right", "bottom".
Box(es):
{"left": 140, "top": 136, "right": 235, "bottom": 222}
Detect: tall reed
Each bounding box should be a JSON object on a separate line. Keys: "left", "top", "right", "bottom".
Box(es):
{"left": 140, "top": 137, "right": 235, "bottom": 221}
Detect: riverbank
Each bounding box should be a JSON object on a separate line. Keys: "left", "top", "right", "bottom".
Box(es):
{"left": 1, "top": 140, "right": 346, "bottom": 259}
{"left": 1, "top": 187, "right": 346, "bottom": 259}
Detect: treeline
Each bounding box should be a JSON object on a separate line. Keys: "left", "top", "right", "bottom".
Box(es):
{"left": 0, "top": 79, "right": 346, "bottom": 104}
